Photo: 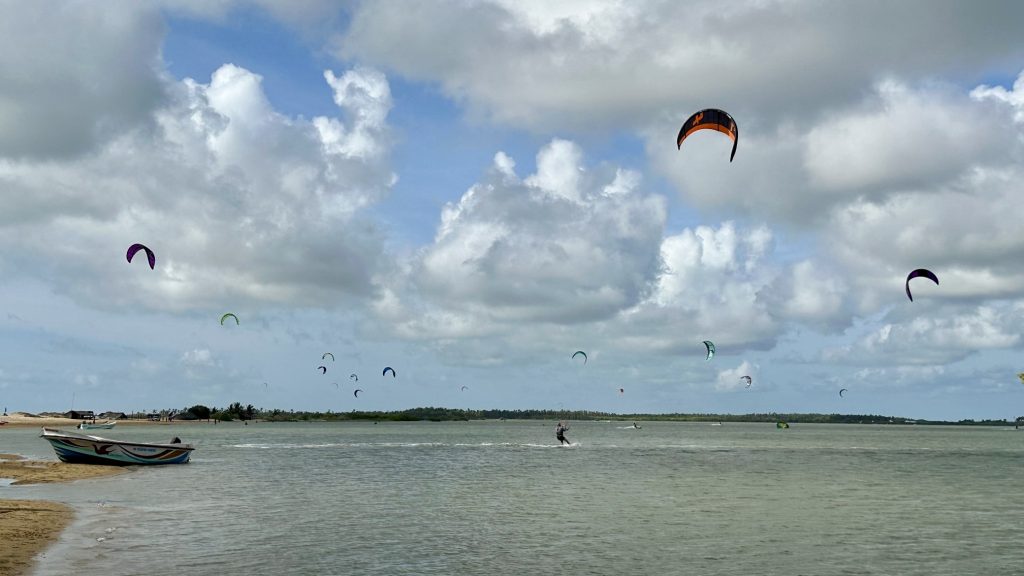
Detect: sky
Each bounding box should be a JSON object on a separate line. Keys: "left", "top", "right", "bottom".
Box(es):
{"left": 2, "top": 0, "right": 1024, "bottom": 420}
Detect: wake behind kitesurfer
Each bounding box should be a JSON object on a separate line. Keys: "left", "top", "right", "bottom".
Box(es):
{"left": 556, "top": 421, "right": 570, "bottom": 445}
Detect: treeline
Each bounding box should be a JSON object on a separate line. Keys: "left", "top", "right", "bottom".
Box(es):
{"left": 163, "top": 404, "right": 1024, "bottom": 426}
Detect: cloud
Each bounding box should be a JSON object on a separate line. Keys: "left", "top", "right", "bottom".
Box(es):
{"left": 716, "top": 360, "right": 756, "bottom": 391}
{"left": 159, "top": 0, "right": 344, "bottom": 30}
{"left": 378, "top": 141, "right": 850, "bottom": 364}
{"left": 823, "top": 303, "right": 1024, "bottom": 366}
{"left": 651, "top": 76, "right": 1022, "bottom": 225}
{"left": 73, "top": 373, "right": 100, "bottom": 387}
{"left": 0, "top": 62, "right": 397, "bottom": 312}
{"left": 180, "top": 348, "right": 215, "bottom": 367}
{"left": 402, "top": 139, "right": 667, "bottom": 330}
{"left": 609, "top": 223, "right": 855, "bottom": 356}
{"left": 338, "top": 0, "right": 1024, "bottom": 133}
{"left": 803, "top": 80, "right": 1015, "bottom": 194}
{"left": 0, "top": 1, "right": 167, "bottom": 159}
{"left": 826, "top": 168, "right": 1024, "bottom": 309}
{"left": 972, "top": 72, "right": 1024, "bottom": 123}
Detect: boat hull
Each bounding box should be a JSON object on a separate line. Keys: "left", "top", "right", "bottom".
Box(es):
{"left": 41, "top": 428, "right": 193, "bottom": 465}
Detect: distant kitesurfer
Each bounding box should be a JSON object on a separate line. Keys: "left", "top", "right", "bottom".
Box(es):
{"left": 632, "top": 422, "right": 641, "bottom": 429}
{"left": 556, "top": 421, "right": 570, "bottom": 445}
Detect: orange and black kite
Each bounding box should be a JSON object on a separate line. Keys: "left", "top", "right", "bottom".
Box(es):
{"left": 677, "top": 108, "right": 739, "bottom": 162}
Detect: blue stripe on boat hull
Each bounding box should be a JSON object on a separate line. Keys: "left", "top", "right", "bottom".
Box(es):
{"left": 53, "top": 447, "right": 137, "bottom": 465}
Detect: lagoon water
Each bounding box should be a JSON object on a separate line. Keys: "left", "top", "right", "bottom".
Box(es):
{"left": 3, "top": 421, "right": 1023, "bottom": 575}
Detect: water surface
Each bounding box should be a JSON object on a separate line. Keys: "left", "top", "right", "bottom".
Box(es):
{"left": 2, "top": 421, "right": 1022, "bottom": 575}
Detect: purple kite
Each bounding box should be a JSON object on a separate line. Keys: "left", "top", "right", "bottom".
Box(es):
{"left": 905, "top": 269, "right": 938, "bottom": 302}
{"left": 126, "top": 243, "right": 155, "bottom": 269}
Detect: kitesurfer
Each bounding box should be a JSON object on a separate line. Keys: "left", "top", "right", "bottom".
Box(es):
{"left": 556, "top": 421, "right": 570, "bottom": 445}
{"left": 632, "top": 422, "right": 641, "bottom": 429}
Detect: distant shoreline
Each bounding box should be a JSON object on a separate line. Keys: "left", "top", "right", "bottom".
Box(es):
{"left": 2, "top": 409, "right": 1019, "bottom": 427}
{"left": 240, "top": 408, "right": 1023, "bottom": 426}
{"left": 0, "top": 414, "right": 214, "bottom": 429}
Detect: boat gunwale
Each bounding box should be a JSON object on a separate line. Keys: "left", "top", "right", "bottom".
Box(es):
{"left": 40, "top": 427, "right": 195, "bottom": 451}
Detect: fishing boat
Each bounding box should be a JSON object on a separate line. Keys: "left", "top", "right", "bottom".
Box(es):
{"left": 78, "top": 420, "right": 117, "bottom": 430}
{"left": 40, "top": 428, "right": 194, "bottom": 465}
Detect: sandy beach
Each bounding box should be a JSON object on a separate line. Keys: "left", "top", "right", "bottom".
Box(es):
{"left": 0, "top": 454, "right": 127, "bottom": 575}
{"left": 0, "top": 499, "right": 73, "bottom": 576}
{"left": 0, "top": 412, "right": 209, "bottom": 429}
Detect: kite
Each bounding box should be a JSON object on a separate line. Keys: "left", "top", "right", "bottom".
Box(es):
{"left": 905, "top": 269, "right": 938, "bottom": 302}
{"left": 353, "top": 389, "right": 362, "bottom": 398}
{"left": 741, "top": 376, "right": 752, "bottom": 388}
{"left": 126, "top": 243, "right": 156, "bottom": 269}
{"left": 220, "top": 313, "right": 239, "bottom": 326}
{"left": 383, "top": 367, "right": 396, "bottom": 378}
{"left": 572, "top": 351, "right": 587, "bottom": 364}
{"left": 323, "top": 353, "right": 335, "bottom": 362}
{"left": 318, "top": 366, "right": 327, "bottom": 375}
{"left": 350, "top": 374, "right": 359, "bottom": 382}
{"left": 677, "top": 108, "right": 739, "bottom": 161}
{"left": 839, "top": 388, "right": 848, "bottom": 397}
{"left": 461, "top": 385, "right": 469, "bottom": 391}
{"left": 703, "top": 341, "right": 715, "bottom": 361}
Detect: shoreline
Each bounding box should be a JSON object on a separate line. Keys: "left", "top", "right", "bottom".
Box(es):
{"left": 0, "top": 414, "right": 215, "bottom": 429}
{"left": 0, "top": 453, "right": 127, "bottom": 575}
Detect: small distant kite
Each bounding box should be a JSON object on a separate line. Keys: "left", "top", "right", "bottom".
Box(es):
{"left": 740, "top": 376, "right": 752, "bottom": 388}
{"left": 350, "top": 373, "right": 359, "bottom": 382}
{"left": 317, "top": 366, "right": 327, "bottom": 375}
{"left": 905, "top": 269, "right": 938, "bottom": 302}
{"left": 263, "top": 382, "right": 269, "bottom": 389}
{"left": 383, "top": 367, "right": 396, "bottom": 378}
{"left": 353, "top": 389, "right": 362, "bottom": 398}
{"left": 1018, "top": 373, "right": 1024, "bottom": 385}
{"left": 572, "top": 351, "right": 587, "bottom": 364}
{"left": 333, "top": 382, "right": 339, "bottom": 390}
{"left": 220, "top": 313, "right": 239, "bottom": 326}
{"left": 322, "top": 353, "right": 335, "bottom": 362}
{"left": 461, "top": 385, "right": 469, "bottom": 392}
{"left": 677, "top": 108, "right": 739, "bottom": 162}
{"left": 618, "top": 388, "right": 625, "bottom": 395}
{"left": 839, "top": 388, "right": 848, "bottom": 398}
{"left": 126, "top": 243, "right": 156, "bottom": 269}
{"left": 703, "top": 341, "right": 715, "bottom": 361}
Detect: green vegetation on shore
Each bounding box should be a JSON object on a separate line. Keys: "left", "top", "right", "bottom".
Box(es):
{"left": 167, "top": 404, "right": 1022, "bottom": 426}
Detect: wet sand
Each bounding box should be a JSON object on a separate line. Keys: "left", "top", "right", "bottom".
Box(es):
{"left": 0, "top": 454, "right": 127, "bottom": 575}
{"left": 0, "top": 454, "right": 127, "bottom": 486}
{"left": 0, "top": 499, "right": 73, "bottom": 576}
